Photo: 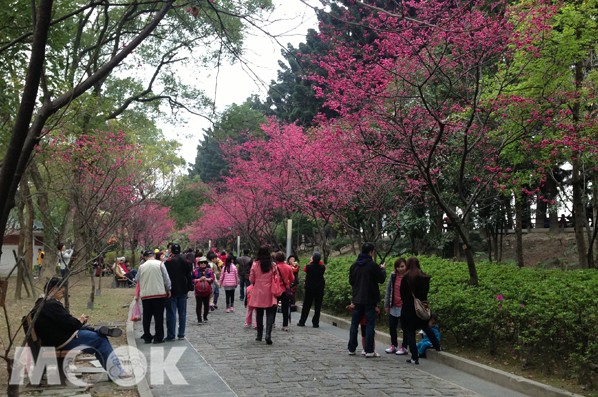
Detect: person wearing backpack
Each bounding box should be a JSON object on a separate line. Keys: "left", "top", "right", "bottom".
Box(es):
{"left": 193, "top": 257, "right": 213, "bottom": 323}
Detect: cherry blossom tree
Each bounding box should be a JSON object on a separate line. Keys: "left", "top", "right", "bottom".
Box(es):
{"left": 307, "top": 0, "right": 563, "bottom": 284}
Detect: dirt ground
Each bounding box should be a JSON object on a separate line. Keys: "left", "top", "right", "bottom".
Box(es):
{"left": 0, "top": 273, "right": 138, "bottom": 397}
{"left": 500, "top": 229, "right": 581, "bottom": 267}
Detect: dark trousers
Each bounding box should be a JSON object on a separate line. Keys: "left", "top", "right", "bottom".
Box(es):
{"left": 298, "top": 288, "right": 323, "bottom": 326}
{"left": 276, "top": 293, "right": 291, "bottom": 327}
{"left": 141, "top": 297, "right": 166, "bottom": 342}
{"left": 225, "top": 289, "right": 235, "bottom": 308}
{"left": 239, "top": 274, "right": 250, "bottom": 299}
{"left": 389, "top": 314, "right": 407, "bottom": 348}
{"left": 256, "top": 305, "right": 276, "bottom": 340}
{"left": 404, "top": 320, "right": 440, "bottom": 360}
{"left": 196, "top": 296, "right": 210, "bottom": 321}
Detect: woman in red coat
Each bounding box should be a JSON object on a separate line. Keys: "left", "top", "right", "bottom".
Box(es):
{"left": 249, "top": 246, "right": 277, "bottom": 345}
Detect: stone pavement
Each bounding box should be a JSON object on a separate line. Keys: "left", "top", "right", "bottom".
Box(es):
{"left": 129, "top": 297, "right": 580, "bottom": 397}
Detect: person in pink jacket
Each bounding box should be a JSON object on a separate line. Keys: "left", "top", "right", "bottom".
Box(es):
{"left": 249, "top": 246, "right": 277, "bottom": 345}
{"left": 219, "top": 255, "right": 239, "bottom": 313}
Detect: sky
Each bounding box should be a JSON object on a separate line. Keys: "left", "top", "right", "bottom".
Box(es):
{"left": 161, "top": 0, "right": 320, "bottom": 167}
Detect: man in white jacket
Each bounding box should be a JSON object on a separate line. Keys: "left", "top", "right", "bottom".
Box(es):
{"left": 135, "top": 250, "right": 171, "bottom": 344}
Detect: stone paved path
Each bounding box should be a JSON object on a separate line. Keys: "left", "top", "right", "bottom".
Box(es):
{"left": 135, "top": 297, "right": 484, "bottom": 397}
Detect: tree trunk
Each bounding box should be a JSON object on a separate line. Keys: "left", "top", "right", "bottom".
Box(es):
{"left": 514, "top": 194, "right": 525, "bottom": 268}
{"left": 571, "top": 157, "right": 588, "bottom": 268}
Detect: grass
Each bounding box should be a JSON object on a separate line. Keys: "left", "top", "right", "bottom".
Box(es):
{"left": 0, "top": 273, "right": 138, "bottom": 397}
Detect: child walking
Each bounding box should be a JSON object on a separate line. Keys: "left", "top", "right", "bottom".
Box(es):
{"left": 219, "top": 255, "right": 239, "bottom": 313}
{"left": 244, "top": 284, "right": 256, "bottom": 328}
{"left": 193, "top": 257, "right": 213, "bottom": 323}
{"left": 384, "top": 258, "right": 409, "bottom": 355}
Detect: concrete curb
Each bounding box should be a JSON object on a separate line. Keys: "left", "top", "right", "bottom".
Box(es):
{"left": 304, "top": 307, "right": 585, "bottom": 397}
{"left": 126, "top": 300, "right": 153, "bottom": 397}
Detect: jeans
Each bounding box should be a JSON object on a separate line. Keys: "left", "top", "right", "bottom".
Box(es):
{"left": 239, "top": 274, "right": 250, "bottom": 299}
{"left": 348, "top": 304, "right": 376, "bottom": 353}
{"left": 166, "top": 294, "right": 188, "bottom": 339}
{"left": 62, "top": 329, "right": 124, "bottom": 378}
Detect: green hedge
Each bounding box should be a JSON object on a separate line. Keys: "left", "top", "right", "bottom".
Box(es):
{"left": 322, "top": 255, "right": 598, "bottom": 388}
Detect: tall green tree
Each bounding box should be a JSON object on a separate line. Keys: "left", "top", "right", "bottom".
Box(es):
{"left": 190, "top": 100, "right": 265, "bottom": 183}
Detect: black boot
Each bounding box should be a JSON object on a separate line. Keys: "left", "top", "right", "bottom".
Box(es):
{"left": 265, "top": 322, "right": 273, "bottom": 345}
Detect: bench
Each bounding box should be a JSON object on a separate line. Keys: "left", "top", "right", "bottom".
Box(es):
{"left": 22, "top": 313, "right": 69, "bottom": 385}
{"left": 113, "top": 277, "right": 129, "bottom": 288}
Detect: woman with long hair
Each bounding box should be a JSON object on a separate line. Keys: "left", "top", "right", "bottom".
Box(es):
{"left": 399, "top": 257, "right": 441, "bottom": 364}
{"left": 249, "top": 246, "right": 277, "bottom": 345}
{"left": 219, "top": 255, "right": 239, "bottom": 313}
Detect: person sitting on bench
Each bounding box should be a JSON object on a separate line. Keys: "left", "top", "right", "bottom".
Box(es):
{"left": 31, "top": 277, "right": 130, "bottom": 381}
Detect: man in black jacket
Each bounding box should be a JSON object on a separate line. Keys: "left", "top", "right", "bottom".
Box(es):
{"left": 347, "top": 242, "right": 386, "bottom": 357}
{"left": 32, "top": 277, "right": 129, "bottom": 380}
{"left": 164, "top": 243, "right": 193, "bottom": 340}
{"left": 236, "top": 249, "right": 253, "bottom": 300}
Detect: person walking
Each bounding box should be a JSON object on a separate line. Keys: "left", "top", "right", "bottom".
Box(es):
{"left": 164, "top": 243, "right": 193, "bottom": 341}
{"left": 400, "top": 256, "right": 441, "bottom": 364}
{"left": 219, "top": 255, "right": 239, "bottom": 312}
{"left": 297, "top": 252, "right": 326, "bottom": 328}
{"left": 273, "top": 251, "right": 294, "bottom": 331}
{"left": 249, "top": 246, "right": 277, "bottom": 345}
{"left": 347, "top": 242, "right": 386, "bottom": 357}
{"left": 193, "top": 257, "right": 213, "bottom": 323}
{"left": 237, "top": 249, "right": 253, "bottom": 300}
{"left": 384, "top": 257, "right": 408, "bottom": 355}
{"left": 135, "top": 250, "right": 171, "bottom": 344}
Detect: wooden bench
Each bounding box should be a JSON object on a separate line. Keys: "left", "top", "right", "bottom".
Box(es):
{"left": 22, "top": 313, "right": 69, "bottom": 385}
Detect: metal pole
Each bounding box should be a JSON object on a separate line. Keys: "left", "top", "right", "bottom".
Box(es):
{"left": 286, "top": 219, "right": 293, "bottom": 257}
{"left": 237, "top": 236, "right": 241, "bottom": 257}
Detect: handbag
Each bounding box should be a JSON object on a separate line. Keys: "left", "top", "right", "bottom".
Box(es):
{"left": 271, "top": 267, "right": 285, "bottom": 297}
{"left": 413, "top": 293, "right": 431, "bottom": 321}
{"left": 130, "top": 300, "right": 141, "bottom": 322}
{"left": 277, "top": 267, "right": 293, "bottom": 298}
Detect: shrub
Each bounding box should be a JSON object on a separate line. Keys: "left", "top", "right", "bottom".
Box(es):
{"left": 322, "top": 254, "right": 598, "bottom": 389}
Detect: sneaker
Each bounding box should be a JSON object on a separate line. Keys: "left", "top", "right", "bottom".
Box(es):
{"left": 348, "top": 350, "right": 356, "bottom": 356}
{"left": 231, "top": 307, "right": 235, "bottom": 312}
{"left": 177, "top": 336, "right": 185, "bottom": 340}
{"left": 226, "top": 308, "right": 231, "bottom": 313}
{"left": 97, "top": 326, "right": 123, "bottom": 338}
{"left": 296, "top": 322, "right": 305, "bottom": 327}
{"left": 244, "top": 323, "right": 251, "bottom": 328}
{"left": 385, "top": 345, "right": 397, "bottom": 354}
{"left": 361, "top": 350, "right": 366, "bottom": 356}
{"left": 396, "top": 347, "right": 408, "bottom": 355}
{"left": 365, "top": 352, "right": 380, "bottom": 358}
{"left": 282, "top": 326, "right": 289, "bottom": 332}
{"left": 209, "top": 305, "right": 215, "bottom": 311}
{"left": 406, "top": 359, "right": 419, "bottom": 365}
